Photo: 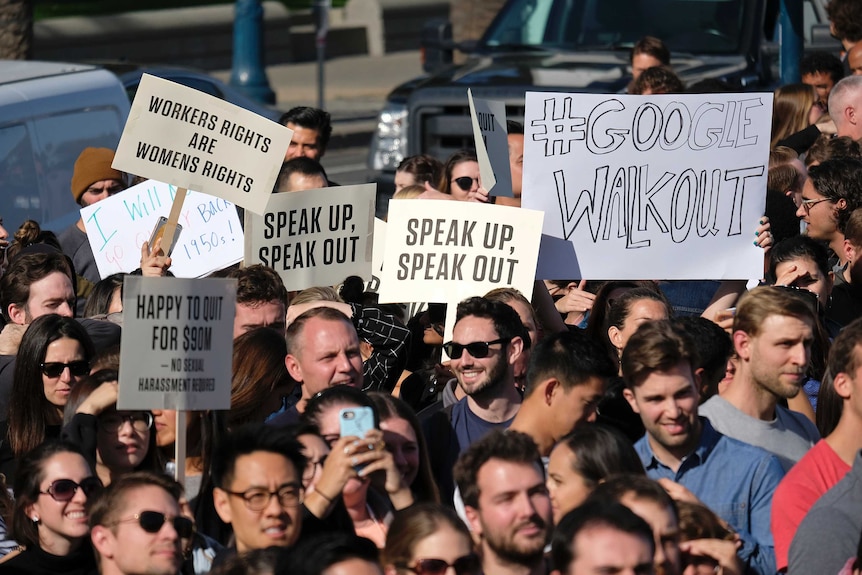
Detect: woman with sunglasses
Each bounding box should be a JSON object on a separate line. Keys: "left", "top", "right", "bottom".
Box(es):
{"left": 62, "top": 369, "right": 161, "bottom": 486}
{"left": 0, "top": 440, "right": 102, "bottom": 574}
{"left": 303, "top": 386, "right": 414, "bottom": 548}
{"left": 436, "top": 150, "right": 483, "bottom": 202}
{"left": 383, "top": 503, "right": 480, "bottom": 575}
{"left": 0, "top": 315, "right": 95, "bottom": 485}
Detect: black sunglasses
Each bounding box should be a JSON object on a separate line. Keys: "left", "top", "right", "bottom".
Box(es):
{"left": 452, "top": 176, "right": 479, "bottom": 191}
{"left": 771, "top": 284, "right": 819, "bottom": 314}
{"left": 443, "top": 338, "right": 510, "bottom": 359}
{"left": 400, "top": 555, "right": 482, "bottom": 575}
{"left": 41, "top": 360, "right": 89, "bottom": 378}
{"left": 40, "top": 477, "right": 102, "bottom": 501}
{"left": 113, "top": 511, "right": 195, "bottom": 539}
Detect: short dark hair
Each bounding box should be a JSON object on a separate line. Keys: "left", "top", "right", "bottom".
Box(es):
{"left": 622, "top": 320, "right": 697, "bottom": 388}
{"left": 800, "top": 51, "right": 845, "bottom": 85}
{"left": 454, "top": 296, "right": 528, "bottom": 346}
{"left": 227, "top": 264, "right": 289, "bottom": 308}
{"left": 396, "top": 155, "right": 444, "bottom": 186}
{"left": 524, "top": 329, "right": 616, "bottom": 397}
{"left": 768, "top": 235, "right": 831, "bottom": 284}
{"left": 588, "top": 474, "right": 678, "bottom": 518}
{"left": 211, "top": 424, "right": 306, "bottom": 490}
{"left": 275, "top": 157, "right": 329, "bottom": 192}
{"left": 550, "top": 499, "right": 654, "bottom": 573}
{"left": 88, "top": 471, "right": 181, "bottom": 531}
{"left": 827, "top": 0, "right": 862, "bottom": 42}
{"left": 279, "top": 106, "right": 333, "bottom": 152}
{"left": 808, "top": 157, "right": 862, "bottom": 233}
{"left": 631, "top": 36, "right": 670, "bottom": 65}
{"left": 806, "top": 135, "right": 862, "bottom": 167}
{"left": 506, "top": 120, "right": 524, "bottom": 135}
{"left": 453, "top": 430, "right": 541, "bottom": 509}
{"left": 0, "top": 251, "right": 74, "bottom": 321}
{"left": 670, "top": 317, "right": 732, "bottom": 401}
{"left": 629, "top": 66, "right": 684, "bottom": 95}
{"left": 828, "top": 317, "right": 862, "bottom": 383}
{"left": 277, "top": 532, "right": 379, "bottom": 575}
{"left": 302, "top": 385, "right": 378, "bottom": 431}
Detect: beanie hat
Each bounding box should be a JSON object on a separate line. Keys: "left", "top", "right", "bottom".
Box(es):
{"left": 70, "top": 147, "right": 123, "bottom": 204}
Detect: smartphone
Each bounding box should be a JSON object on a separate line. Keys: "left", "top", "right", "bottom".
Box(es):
{"left": 339, "top": 406, "right": 375, "bottom": 439}
{"left": 148, "top": 216, "right": 182, "bottom": 257}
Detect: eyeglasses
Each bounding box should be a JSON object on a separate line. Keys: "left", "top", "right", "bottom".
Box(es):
{"left": 40, "top": 477, "right": 102, "bottom": 501}
{"left": 41, "top": 360, "right": 89, "bottom": 378}
{"left": 223, "top": 485, "right": 304, "bottom": 511}
{"left": 452, "top": 176, "right": 479, "bottom": 191}
{"left": 442, "top": 338, "right": 510, "bottom": 359}
{"left": 800, "top": 197, "right": 831, "bottom": 212}
{"left": 398, "top": 555, "right": 482, "bottom": 575}
{"left": 98, "top": 412, "right": 154, "bottom": 433}
{"left": 111, "top": 511, "right": 195, "bottom": 539}
{"left": 302, "top": 456, "right": 327, "bottom": 483}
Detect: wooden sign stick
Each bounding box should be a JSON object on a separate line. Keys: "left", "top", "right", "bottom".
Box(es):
{"left": 157, "top": 187, "right": 187, "bottom": 254}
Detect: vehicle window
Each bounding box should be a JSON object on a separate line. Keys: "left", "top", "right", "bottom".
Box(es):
{"left": 30, "top": 108, "right": 124, "bottom": 229}
{"left": 0, "top": 123, "right": 40, "bottom": 231}
{"left": 483, "top": 0, "right": 751, "bottom": 55}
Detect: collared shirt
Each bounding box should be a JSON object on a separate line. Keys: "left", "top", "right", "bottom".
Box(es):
{"left": 635, "top": 418, "right": 785, "bottom": 575}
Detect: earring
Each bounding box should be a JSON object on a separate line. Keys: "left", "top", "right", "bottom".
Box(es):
{"left": 31, "top": 516, "right": 39, "bottom": 523}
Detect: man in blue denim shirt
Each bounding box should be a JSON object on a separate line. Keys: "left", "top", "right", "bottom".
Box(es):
{"left": 621, "top": 320, "right": 785, "bottom": 575}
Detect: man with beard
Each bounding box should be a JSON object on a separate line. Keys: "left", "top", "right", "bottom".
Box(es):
{"left": 700, "top": 287, "right": 820, "bottom": 471}
{"left": 623, "top": 321, "right": 783, "bottom": 575}
{"left": 422, "top": 297, "right": 528, "bottom": 501}
{"left": 454, "top": 430, "right": 552, "bottom": 575}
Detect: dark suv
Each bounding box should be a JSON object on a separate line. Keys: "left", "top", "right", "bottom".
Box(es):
{"left": 367, "top": 0, "right": 834, "bottom": 211}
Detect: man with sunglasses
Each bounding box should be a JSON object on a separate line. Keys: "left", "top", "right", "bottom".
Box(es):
{"left": 422, "top": 296, "right": 527, "bottom": 502}
{"left": 700, "top": 287, "right": 820, "bottom": 471}
{"left": 90, "top": 471, "right": 192, "bottom": 575}
{"left": 212, "top": 424, "right": 307, "bottom": 561}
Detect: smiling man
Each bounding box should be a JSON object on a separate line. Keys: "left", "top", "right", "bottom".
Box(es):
{"left": 213, "top": 425, "right": 307, "bottom": 558}
{"left": 700, "top": 287, "right": 820, "bottom": 471}
{"left": 622, "top": 320, "right": 784, "bottom": 575}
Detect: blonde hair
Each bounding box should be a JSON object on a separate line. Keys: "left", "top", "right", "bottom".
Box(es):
{"left": 771, "top": 84, "right": 819, "bottom": 149}
{"left": 290, "top": 286, "right": 343, "bottom": 306}
{"left": 392, "top": 184, "right": 425, "bottom": 200}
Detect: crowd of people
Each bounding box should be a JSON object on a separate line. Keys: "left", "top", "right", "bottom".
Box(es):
{"left": 4, "top": 1, "right": 862, "bottom": 574}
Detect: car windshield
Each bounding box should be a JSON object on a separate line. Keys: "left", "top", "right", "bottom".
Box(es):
{"left": 481, "top": 0, "right": 751, "bottom": 55}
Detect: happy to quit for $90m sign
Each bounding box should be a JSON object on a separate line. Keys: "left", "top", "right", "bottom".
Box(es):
{"left": 118, "top": 276, "right": 236, "bottom": 411}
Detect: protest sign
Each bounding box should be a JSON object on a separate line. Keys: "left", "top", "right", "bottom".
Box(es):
{"left": 118, "top": 276, "right": 236, "bottom": 411}
{"left": 366, "top": 218, "right": 428, "bottom": 320}
{"left": 81, "top": 180, "right": 243, "bottom": 279}
{"left": 245, "top": 184, "right": 376, "bottom": 291}
{"left": 522, "top": 92, "right": 773, "bottom": 280}
{"left": 468, "top": 89, "right": 513, "bottom": 197}
{"left": 113, "top": 74, "right": 292, "bottom": 215}
{"left": 377, "top": 199, "right": 543, "bottom": 304}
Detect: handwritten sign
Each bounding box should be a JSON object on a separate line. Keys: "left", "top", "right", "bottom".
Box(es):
{"left": 118, "top": 276, "right": 236, "bottom": 411}
{"left": 522, "top": 92, "right": 772, "bottom": 280}
{"left": 81, "top": 180, "right": 243, "bottom": 279}
{"left": 377, "top": 200, "right": 543, "bottom": 304}
{"left": 468, "top": 89, "right": 513, "bottom": 197}
{"left": 245, "top": 184, "right": 376, "bottom": 291}
{"left": 113, "top": 74, "right": 292, "bottom": 215}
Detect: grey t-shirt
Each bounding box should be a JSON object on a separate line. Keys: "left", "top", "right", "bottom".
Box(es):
{"left": 788, "top": 450, "right": 862, "bottom": 575}
{"left": 700, "top": 395, "right": 819, "bottom": 471}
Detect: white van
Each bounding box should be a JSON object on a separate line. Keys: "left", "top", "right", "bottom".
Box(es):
{"left": 0, "top": 61, "right": 130, "bottom": 234}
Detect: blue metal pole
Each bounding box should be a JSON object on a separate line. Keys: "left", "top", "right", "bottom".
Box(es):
{"left": 779, "top": 0, "right": 804, "bottom": 84}
{"left": 230, "top": 0, "right": 276, "bottom": 105}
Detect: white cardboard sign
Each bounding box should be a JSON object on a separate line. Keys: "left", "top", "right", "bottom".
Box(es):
{"left": 244, "top": 184, "right": 376, "bottom": 291}
{"left": 81, "top": 180, "right": 243, "bottom": 279}
{"left": 118, "top": 276, "right": 236, "bottom": 411}
{"left": 113, "top": 74, "right": 292, "bottom": 215}
{"left": 522, "top": 92, "right": 772, "bottom": 280}
{"left": 377, "top": 200, "right": 543, "bottom": 303}
{"left": 468, "top": 89, "right": 513, "bottom": 197}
